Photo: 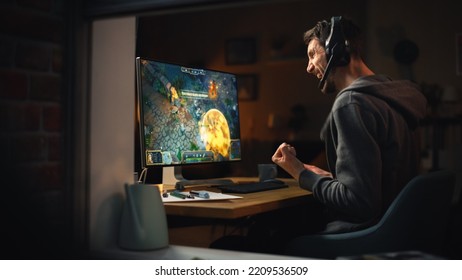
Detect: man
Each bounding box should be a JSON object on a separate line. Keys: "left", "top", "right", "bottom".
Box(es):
{"left": 272, "top": 16, "right": 427, "bottom": 233}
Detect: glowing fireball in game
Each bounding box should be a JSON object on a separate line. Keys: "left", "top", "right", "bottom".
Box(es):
{"left": 199, "top": 109, "right": 230, "bottom": 159}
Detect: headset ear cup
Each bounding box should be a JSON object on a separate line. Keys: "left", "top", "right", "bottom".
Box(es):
{"left": 326, "top": 16, "right": 350, "bottom": 67}
{"left": 318, "top": 16, "right": 351, "bottom": 90}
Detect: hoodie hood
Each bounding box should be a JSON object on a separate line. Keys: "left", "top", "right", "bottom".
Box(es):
{"left": 338, "top": 75, "right": 427, "bottom": 129}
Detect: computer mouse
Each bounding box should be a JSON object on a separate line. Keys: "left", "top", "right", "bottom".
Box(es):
{"left": 262, "top": 178, "right": 285, "bottom": 185}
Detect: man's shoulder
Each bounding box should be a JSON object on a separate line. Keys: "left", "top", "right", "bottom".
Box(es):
{"left": 333, "top": 89, "right": 377, "bottom": 109}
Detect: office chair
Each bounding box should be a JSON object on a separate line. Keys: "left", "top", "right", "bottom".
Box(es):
{"left": 284, "top": 170, "right": 456, "bottom": 259}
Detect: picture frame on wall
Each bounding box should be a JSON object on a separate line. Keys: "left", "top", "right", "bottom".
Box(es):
{"left": 226, "top": 37, "right": 257, "bottom": 65}
{"left": 237, "top": 74, "right": 258, "bottom": 101}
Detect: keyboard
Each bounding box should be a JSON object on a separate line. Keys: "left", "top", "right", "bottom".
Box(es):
{"left": 216, "top": 180, "right": 288, "bottom": 194}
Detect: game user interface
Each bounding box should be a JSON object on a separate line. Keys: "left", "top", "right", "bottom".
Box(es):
{"left": 137, "top": 57, "right": 242, "bottom": 167}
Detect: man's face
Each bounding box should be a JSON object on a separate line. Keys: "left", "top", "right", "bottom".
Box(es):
{"left": 306, "top": 39, "right": 336, "bottom": 94}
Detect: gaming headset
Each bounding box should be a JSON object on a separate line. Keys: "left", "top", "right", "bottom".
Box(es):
{"left": 318, "top": 16, "right": 351, "bottom": 89}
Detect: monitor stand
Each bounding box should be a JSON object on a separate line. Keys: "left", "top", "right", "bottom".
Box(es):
{"left": 162, "top": 166, "right": 234, "bottom": 190}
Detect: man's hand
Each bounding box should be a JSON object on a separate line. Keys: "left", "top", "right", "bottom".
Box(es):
{"left": 272, "top": 142, "right": 305, "bottom": 180}
{"left": 272, "top": 142, "right": 333, "bottom": 180}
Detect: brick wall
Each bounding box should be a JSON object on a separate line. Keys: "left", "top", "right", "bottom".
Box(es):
{"left": 0, "top": 0, "right": 71, "bottom": 258}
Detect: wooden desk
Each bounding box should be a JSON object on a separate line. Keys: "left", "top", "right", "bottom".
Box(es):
{"left": 163, "top": 178, "right": 312, "bottom": 219}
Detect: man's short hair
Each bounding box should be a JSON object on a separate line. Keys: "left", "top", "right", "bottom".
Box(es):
{"left": 303, "top": 17, "right": 362, "bottom": 57}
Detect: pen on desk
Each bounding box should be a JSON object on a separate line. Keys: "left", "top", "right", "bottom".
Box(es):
{"left": 189, "top": 190, "right": 210, "bottom": 199}
{"left": 170, "top": 191, "right": 187, "bottom": 199}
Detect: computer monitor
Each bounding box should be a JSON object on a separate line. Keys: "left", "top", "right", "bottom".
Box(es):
{"left": 136, "top": 57, "right": 241, "bottom": 188}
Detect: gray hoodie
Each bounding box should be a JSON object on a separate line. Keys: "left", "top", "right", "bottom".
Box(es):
{"left": 299, "top": 75, "right": 427, "bottom": 233}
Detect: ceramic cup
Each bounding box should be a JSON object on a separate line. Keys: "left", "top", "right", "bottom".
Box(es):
{"left": 258, "top": 163, "right": 278, "bottom": 182}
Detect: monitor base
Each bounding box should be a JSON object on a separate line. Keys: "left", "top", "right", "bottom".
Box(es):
{"left": 162, "top": 166, "right": 234, "bottom": 190}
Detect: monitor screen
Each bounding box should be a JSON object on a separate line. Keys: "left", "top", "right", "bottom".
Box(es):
{"left": 136, "top": 57, "right": 242, "bottom": 171}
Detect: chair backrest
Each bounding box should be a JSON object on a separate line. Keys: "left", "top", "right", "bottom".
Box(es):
{"left": 376, "top": 170, "right": 455, "bottom": 253}
{"left": 284, "top": 170, "right": 456, "bottom": 258}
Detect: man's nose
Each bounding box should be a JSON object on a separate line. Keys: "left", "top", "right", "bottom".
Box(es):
{"left": 306, "top": 62, "right": 314, "bottom": 74}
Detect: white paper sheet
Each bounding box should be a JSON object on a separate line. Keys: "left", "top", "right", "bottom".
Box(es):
{"left": 162, "top": 190, "right": 242, "bottom": 203}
